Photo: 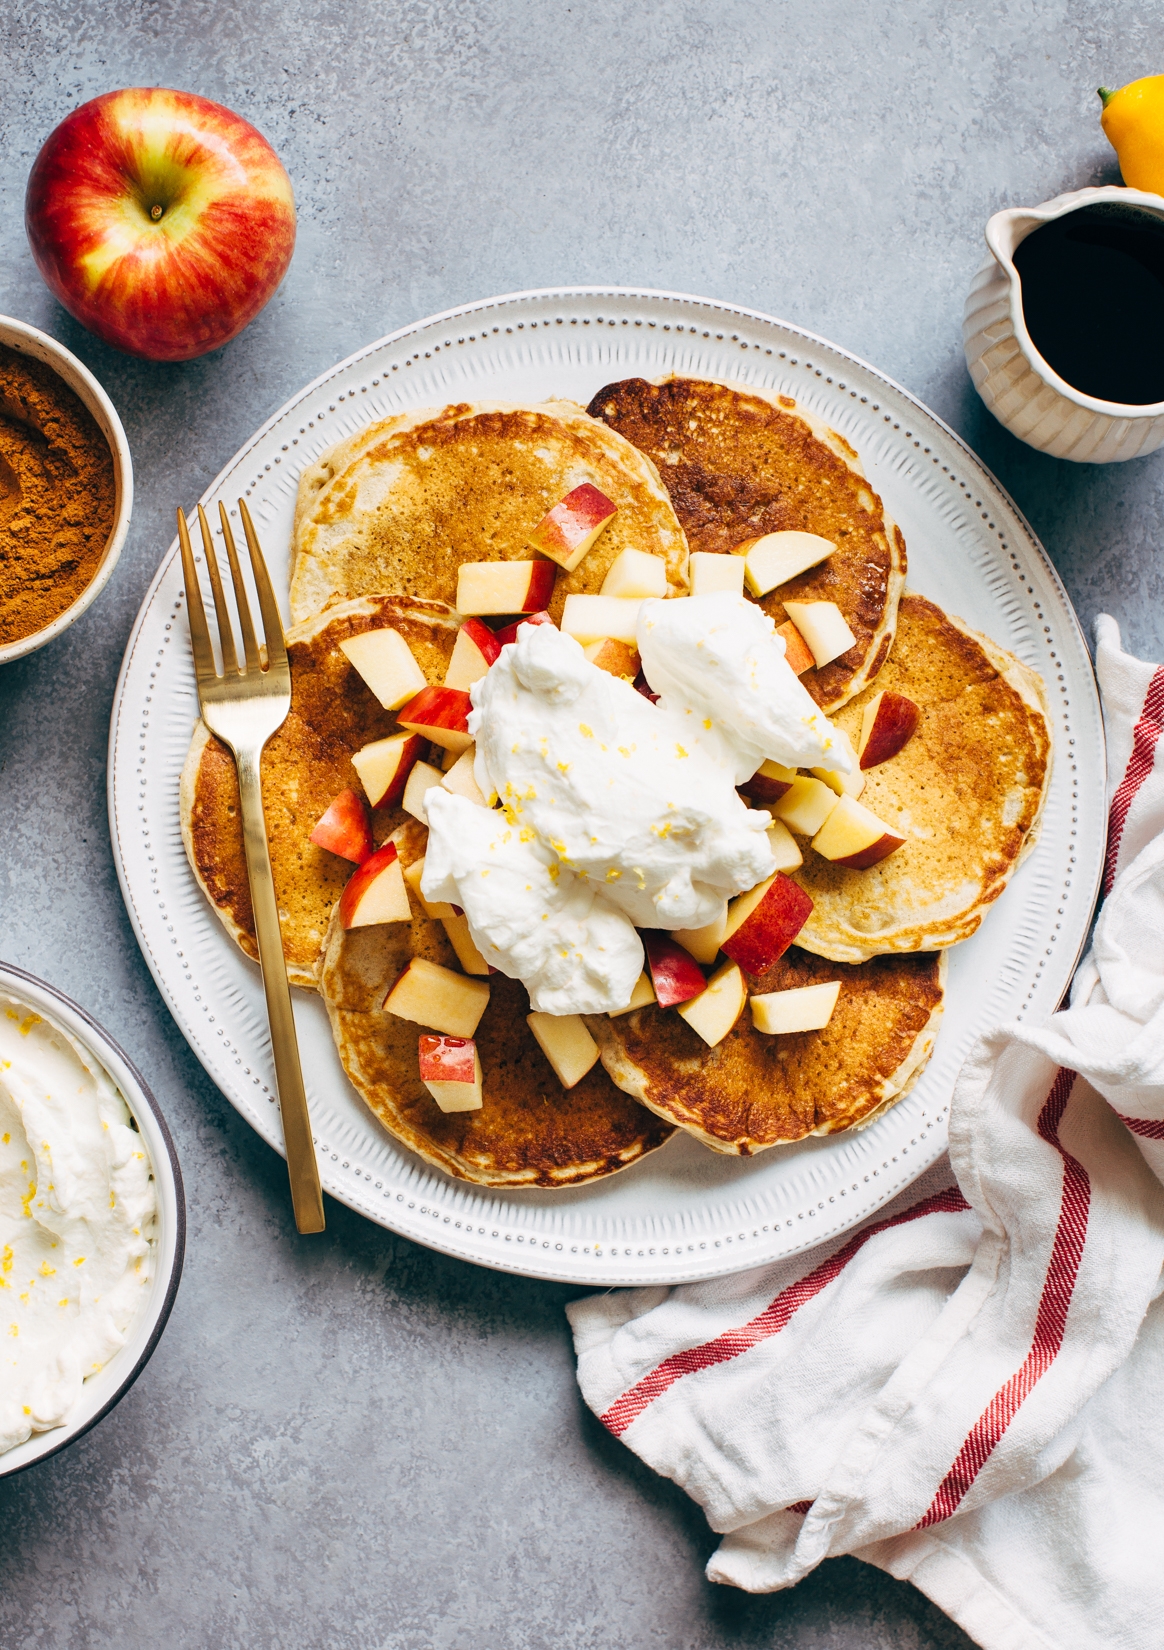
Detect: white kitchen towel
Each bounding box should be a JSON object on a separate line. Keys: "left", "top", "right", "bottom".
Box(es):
{"left": 568, "top": 615, "right": 1164, "bottom": 1650}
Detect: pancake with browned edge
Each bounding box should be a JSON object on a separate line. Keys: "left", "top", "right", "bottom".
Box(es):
{"left": 180, "top": 594, "right": 460, "bottom": 987}
{"left": 319, "top": 820, "right": 675, "bottom": 1186}
{"left": 790, "top": 594, "right": 1052, "bottom": 964}
{"left": 586, "top": 376, "right": 905, "bottom": 710}
{"left": 289, "top": 399, "right": 689, "bottom": 624}
{"left": 588, "top": 947, "right": 945, "bottom": 1154}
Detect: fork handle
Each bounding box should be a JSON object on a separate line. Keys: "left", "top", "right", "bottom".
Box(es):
{"left": 237, "top": 749, "right": 326, "bottom": 1234}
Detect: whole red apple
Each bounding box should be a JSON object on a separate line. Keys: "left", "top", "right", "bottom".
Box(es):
{"left": 25, "top": 88, "right": 296, "bottom": 362}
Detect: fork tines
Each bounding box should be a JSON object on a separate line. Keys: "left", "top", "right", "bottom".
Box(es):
{"left": 176, "top": 499, "right": 286, "bottom": 683}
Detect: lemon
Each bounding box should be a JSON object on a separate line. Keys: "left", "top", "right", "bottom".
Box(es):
{"left": 1100, "top": 76, "right": 1164, "bottom": 194}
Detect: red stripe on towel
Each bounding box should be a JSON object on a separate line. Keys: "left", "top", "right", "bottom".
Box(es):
{"left": 1117, "top": 1112, "right": 1164, "bottom": 1141}
{"left": 599, "top": 1185, "right": 971, "bottom": 1438}
{"left": 916, "top": 1069, "right": 1089, "bottom": 1527}
{"left": 1103, "top": 665, "right": 1164, "bottom": 896}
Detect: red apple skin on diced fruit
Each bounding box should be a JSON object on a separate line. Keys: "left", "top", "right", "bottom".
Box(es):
{"left": 456, "top": 561, "right": 556, "bottom": 617}
{"left": 351, "top": 731, "right": 423, "bottom": 810}
{"left": 417, "top": 1035, "right": 483, "bottom": 1111}
{"left": 739, "top": 759, "right": 796, "bottom": 804}
{"left": 493, "top": 609, "right": 556, "bottom": 647}
{"left": 643, "top": 931, "right": 706, "bottom": 1007}
{"left": 720, "top": 873, "right": 813, "bottom": 975}
{"left": 397, "top": 684, "right": 474, "bottom": 754}
{"left": 418, "top": 1034, "right": 478, "bottom": 1084}
{"left": 776, "top": 620, "right": 816, "bottom": 677}
{"left": 859, "top": 691, "right": 921, "bottom": 769}
{"left": 832, "top": 835, "right": 903, "bottom": 870}
{"left": 338, "top": 841, "right": 412, "bottom": 929}
{"left": 528, "top": 483, "right": 617, "bottom": 571}
{"left": 444, "top": 618, "right": 503, "bottom": 691}
{"left": 633, "top": 671, "right": 659, "bottom": 705}
{"left": 310, "top": 789, "right": 372, "bottom": 863}
{"left": 811, "top": 793, "right": 906, "bottom": 870}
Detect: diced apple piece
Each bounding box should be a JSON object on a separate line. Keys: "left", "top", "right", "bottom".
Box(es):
{"left": 444, "top": 617, "right": 503, "bottom": 692}
{"left": 608, "top": 972, "right": 657, "bottom": 1017}
{"left": 673, "top": 907, "right": 728, "bottom": 965}
{"left": 456, "top": 560, "right": 557, "bottom": 616}
{"left": 735, "top": 531, "right": 836, "bottom": 598}
{"left": 642, "top": 931, "right": 707, "bottom": 1007}
{"left": 858, "top": 690, "right": 921, "bottom": 769}
{"left": 633, "top": 671, "right": 659, "bottom": 705}
{"left": 383, "top": 957, "right": 490, "bottom": 1038}
{"left": 740, "top": 758, "right": 797, "bottom": 804}
{"left": 777, "top": 619, "right": 816, "bottom": 676}
{"left": 811, "top": 793, "right": 906, "bottom": 870}
{"left": 441, "top": 912, "right": 491, "bottom": 976}
{"left": 782, "top": 601, "right": 857, "bottom": 669}
{"left": 339, "top": 627, "right": 427, "bottom": 711}
{"left": 401, "top": 759, "right": 446, "bottom": 823}
{"left": 811, "top": 729, "right": 865, "bottom": 799}
{"left": 583, "top": 638, "right": 641, "bottom": 679}
{"left": 528, "top": 483, "right": 618, "bottom": 572}
{"left": 398, "top": 685, "right": 474, "bottom": 754}
{"left": 350, "top": 732, "right": 423, "bottom": 810}
{"left": 418, "top": 1034, "right": 483, "bottom": 1112}
{"left": 770, "top": 776, "right": 840, "bottom": 836}
{"left": 766, "top": 817, "right": 803, "bottom": 872}
{"left": 338, "top": 842, "right": 411, "bottom": 929}
{"left": 751, "top": 980, "right": 841, "bottom": 1035}
{"left": 721, "top": 872, "right": 813, "bottom": 974}
{"left": 402, "top": 855, "right": 459, "bottom": 920}
{"left": 526, "top": 1011, "right": 600, "bottom": 1088}
{"left": 441, "top": 745, "right": 488, "bottom": 807}
{"left": 600, "top": 548, "right": 667, "bottom": 599}
{"left": 689, "top": 552, "right": 745, "bottom": 598}
{"left": 561, "top": 594, "right": 642, "bottom": 646}
{"left": 676, "top": 959, "right": 746, "bottom": 1047}
{"left": 310, "top": 789, "right": 372, "bottom": 863}
{"left": 493, "top": 610, "right": 556, "bottom": 646}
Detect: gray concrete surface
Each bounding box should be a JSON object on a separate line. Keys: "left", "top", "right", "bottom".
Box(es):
{"left": 0, "top": 3, "right": 1156, "bottom": 1644}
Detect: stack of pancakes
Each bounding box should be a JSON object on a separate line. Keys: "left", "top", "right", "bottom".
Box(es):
{"left": 181, "top": 382, "right": 1051, "bottom": 1183}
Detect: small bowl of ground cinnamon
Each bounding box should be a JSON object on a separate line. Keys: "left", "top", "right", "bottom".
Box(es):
{"left": 0, "top": 315, "right": 132, "bottom": 664}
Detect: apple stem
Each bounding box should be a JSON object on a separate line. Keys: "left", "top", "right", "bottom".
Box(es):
{"left": 150, "top": 203, "right": 164, "bottom": 220}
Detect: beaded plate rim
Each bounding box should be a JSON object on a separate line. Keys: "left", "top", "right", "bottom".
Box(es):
{"left": 107, "top": 286, "right": 1104, "bottom": 1285}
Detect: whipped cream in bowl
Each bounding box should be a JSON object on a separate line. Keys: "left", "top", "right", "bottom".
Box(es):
{"left": 0, "top": 964, "right": 183, "bottom": 1477}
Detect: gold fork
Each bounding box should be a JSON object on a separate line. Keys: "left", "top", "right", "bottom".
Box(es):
{"left": 177, "top": 499, "right": 325, "bottom": 1234}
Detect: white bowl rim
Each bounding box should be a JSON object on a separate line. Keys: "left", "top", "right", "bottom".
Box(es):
{"left": 0, "top": 314, "right": 134, "bottom": 666}
{"left": 0, "top": 961, "right": 185, "bottom": 1478}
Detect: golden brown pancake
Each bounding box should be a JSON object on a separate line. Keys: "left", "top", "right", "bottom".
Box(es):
{"left": 180, "top": 594, "right": 460, "bottom": 987}
{"left": 790, "top": 594, "right": 1052, "bottom": 964}
{"left": 587, "top": 947, "right": 946, "bottom": 1154}
{"left": 318, "top": 820, "right": 675, "bottom": 1186}
{"left": 586, "top": 376, "right": 906, "bottom": 710}
{"left": 289, "top": 399, "right": 689, "bottom": 624}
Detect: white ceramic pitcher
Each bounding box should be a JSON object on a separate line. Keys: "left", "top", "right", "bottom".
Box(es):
{"left": 964, "top": 184, "right": 1164, "bottom": 463}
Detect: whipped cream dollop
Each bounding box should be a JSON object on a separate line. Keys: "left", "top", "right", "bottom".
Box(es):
{"left": 421, "top": 623, "right": 777, "bottom": 1012}
{"left": 422, "top": 790, "right": 644, "bottom": 1015}
{"left": 0, "top": 994, "right": 157, "bottom": 1456}
{"left": 636, "top": 591, "right": 848, "bottom": 782}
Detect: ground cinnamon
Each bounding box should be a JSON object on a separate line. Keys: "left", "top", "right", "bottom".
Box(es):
{"left": 0, "top": 342, "right": 116, "bottom": 647}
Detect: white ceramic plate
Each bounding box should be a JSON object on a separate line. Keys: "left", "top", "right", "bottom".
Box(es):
{"left": 107, "top": 287, "right": 1104, "bottom": 1286}
{"left": 0, "top": 963, "right": 184, "bottom": 1477}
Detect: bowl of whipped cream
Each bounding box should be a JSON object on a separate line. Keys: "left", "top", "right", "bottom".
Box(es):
{"left": 0, "top": 963, "right": 184, "bottom": 1477}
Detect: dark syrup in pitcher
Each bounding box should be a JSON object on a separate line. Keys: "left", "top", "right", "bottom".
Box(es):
{"left": 1013, "top": 202, "right": 1164, "bottom": 405}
